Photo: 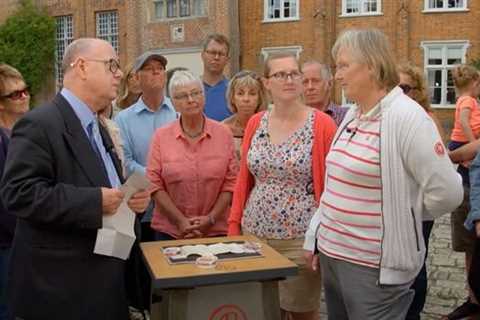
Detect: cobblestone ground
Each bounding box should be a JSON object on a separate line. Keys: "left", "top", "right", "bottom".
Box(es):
{"left": 422, "top": 213, "right": 478, "bottom": 320}
{"left": 319, "top": 213, "right": 474, "bottom": 320}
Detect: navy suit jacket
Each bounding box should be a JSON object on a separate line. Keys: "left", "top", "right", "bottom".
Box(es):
{"left": 0, "top": 94, "right": 128, "bottom": 320}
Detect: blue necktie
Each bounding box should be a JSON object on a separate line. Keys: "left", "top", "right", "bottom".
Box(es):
{"left": 87, "top": 119, "right": 121, "bottom": 188}
{"left": 87, "top": 120, "right": 103, "bottom": 161}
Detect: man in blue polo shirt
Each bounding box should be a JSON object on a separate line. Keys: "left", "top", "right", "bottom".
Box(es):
{"left": 115, "top": 50, "right": 177, "bottom": 241}
{"left": 201, "top": 33, "right": 233, "bottom": 121}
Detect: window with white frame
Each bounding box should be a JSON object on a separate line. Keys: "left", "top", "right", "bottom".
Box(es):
{"left": 421, "top": 41, "right": 469, "bottom": 106}
{"left": 424, "top": 0, "right": 467, "bottom": 11}
{"left": 55, "top": 15, "right": 74, "bottom": 89}
{"left": 96, "top": 11, "right": 119, "bottom": 53}
{"left": 260, "top": 46, "right": 303, "bottom": 62}
{"left": 342, "top": 0, "right": 381, "bottom": 16}
{"left": 154, "top": 0, "right": 207, "bottom": 19}
{"left": 264, "top": 0, "right": 299, "bottom": 21}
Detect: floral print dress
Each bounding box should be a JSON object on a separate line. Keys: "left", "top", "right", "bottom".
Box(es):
{"left": 242, "top": 111, "right": 316, "bottom": 239}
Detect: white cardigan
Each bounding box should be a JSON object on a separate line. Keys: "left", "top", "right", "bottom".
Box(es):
{"left": 304, "top": 87, "right": 463, "bottom": 285}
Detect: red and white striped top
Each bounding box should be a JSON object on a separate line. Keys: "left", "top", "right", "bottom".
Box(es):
{"left": 317, "top": 105, "right": 383, "bottom": 268}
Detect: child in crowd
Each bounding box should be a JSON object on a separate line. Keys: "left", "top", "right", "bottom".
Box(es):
{"left": 444, "top": 64, "right": 480, "bottom": 320}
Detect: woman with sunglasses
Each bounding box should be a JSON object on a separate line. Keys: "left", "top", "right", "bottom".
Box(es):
{"left": 0, "top": 63, "right": 30, "bottom": 320}
{"left": 223, "top": 70, "right": 267, "bottom": 159}
{"left": 147, "top": 70, "right": 238, "bottom": 240}
{"left": 228, "top": 52, "right": 337, "bottom": 320}
{"left": 397, "top": 63, "right": 447, "bottom": 320}
{"left": 398, "top": 63, "right": 446, "bottom": 143}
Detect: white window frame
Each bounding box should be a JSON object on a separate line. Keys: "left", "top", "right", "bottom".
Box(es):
{"left": 421, "top": 40, "right": 470, "bottom": 108}
{"left": 260, "top": 46, "right": 303, "bottom": 62}
{"left": 153, "top": 0, "right": 207, "bottom": 20}
{"left": 96, "top": 11, "right": 119, "bottom": 54}
{"left": 423, "top": 0, "right": 468, "bottom": 13}
{"left": 55, "top": 15, "right": 74, "bottom": 90}
{"left": 341, "top": 0, "right": 382, "bottom": 17}
{"left": 263, "top": 0, "right": 300, "bottom": 23}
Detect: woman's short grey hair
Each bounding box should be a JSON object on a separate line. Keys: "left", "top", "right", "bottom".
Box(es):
{"left": 332, "top": 28, "right": 399, "bottom": 90}
{"left": 168, "top": 70, "right": 204, "bottom": 97}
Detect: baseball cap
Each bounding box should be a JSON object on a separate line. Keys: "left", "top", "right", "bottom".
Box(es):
{"left": 133, "top": 50, "right": 167, "bottom": 72}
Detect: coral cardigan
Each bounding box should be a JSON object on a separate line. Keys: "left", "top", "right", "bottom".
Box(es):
{"left": 227, "top": 110, "right": 337, "bottom": 236}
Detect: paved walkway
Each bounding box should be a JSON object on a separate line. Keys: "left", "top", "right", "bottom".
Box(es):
{"left": 318, "top": 213, "right": 474, "bottom": 320}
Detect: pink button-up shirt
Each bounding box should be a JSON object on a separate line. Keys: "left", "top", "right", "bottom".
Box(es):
{"left": 147, "top": 118, "right": 239, "bottom": 238}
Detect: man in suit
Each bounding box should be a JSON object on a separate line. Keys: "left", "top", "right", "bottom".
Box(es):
{"left": 0, "top": 38, "right": 150, "bottom": 320}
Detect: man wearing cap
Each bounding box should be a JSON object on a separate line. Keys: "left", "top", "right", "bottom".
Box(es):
{"left": 115, "top": 51, "right": 177, "bottom": 241}
{"left": 201, "top": 33, "right": 233, "bottom": 121}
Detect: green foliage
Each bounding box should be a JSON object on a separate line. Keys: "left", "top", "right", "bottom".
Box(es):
{"left": 470, "top": 58, "right": 480, "bottom": 71}
{"left": 0, "top": 0, "right": 56, "bottom": 99}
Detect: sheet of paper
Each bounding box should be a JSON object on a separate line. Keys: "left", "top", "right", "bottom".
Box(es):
{"left": 94, "top": 172, "right": 151, "bottom": 260}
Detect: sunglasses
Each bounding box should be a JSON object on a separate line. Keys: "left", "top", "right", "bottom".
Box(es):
{"left": 232, "top": 70, "right": 260, "bottom": 81}
{"left": 399, "top": 84, "right": 416, "bottom": 94}
{"left": 1, "top": 87, "right": 29, "bottom": 100}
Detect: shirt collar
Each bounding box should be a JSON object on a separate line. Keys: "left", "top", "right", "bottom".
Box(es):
{"left": 203, "top": 77, "right": 227, "bottom": 89}
{"left": 174, "top": 115, "right": 212, "bottom": 140}
{"left": 60, "top": 88, "right": 96, "bottom": 130}
{"left": 133, "top": 96, "right": 176, "bottom": 114}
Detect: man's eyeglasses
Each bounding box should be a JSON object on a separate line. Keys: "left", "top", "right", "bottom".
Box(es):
{"left": 399, "top": 84, "right": 416, "bottom": 94}
{"left": 204, "top": 49, "right": 228, "bottom": 58}
{"left": 173, "top": 90, "right": 204, "bottom": 101}
{"left": 268, "top": 71, "right": 303, "bottom": 82}
{"left": 1, "top": 87, "right": 29, "bottom": 100}
{"left": 73, "top": 58, "right": 121, "bottom": 74}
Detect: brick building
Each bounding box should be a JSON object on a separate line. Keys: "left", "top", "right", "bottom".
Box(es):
{"left": 239, "top": 0, "right": 480, "bottom": 130}
{"left": 0, "top": 0, "right": 239, "bottom": 96}
{"left": 0, "top": 0, "right": 477, "bottom": 128}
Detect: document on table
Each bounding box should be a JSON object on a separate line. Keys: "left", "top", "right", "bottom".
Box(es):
{"left": 94, "top": 172, "right": 150, "bottom": 260}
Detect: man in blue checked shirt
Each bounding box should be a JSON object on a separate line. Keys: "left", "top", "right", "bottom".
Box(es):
{"left": 115, "top": 50, "right": 177, "bottom": 242}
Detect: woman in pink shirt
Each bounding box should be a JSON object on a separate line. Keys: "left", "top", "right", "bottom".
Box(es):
{"left": 146, "top": 70, "right": 238, "bottom": 240}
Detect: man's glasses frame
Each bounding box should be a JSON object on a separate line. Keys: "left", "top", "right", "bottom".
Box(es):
{"left": 71, "top": 58, "right": 121, "bottom": 74}
{"left": 204, "top": 49, "right": 228, "bottom": 58}
{"left": 267, "top": 71, "right": 303, "bottom": 82}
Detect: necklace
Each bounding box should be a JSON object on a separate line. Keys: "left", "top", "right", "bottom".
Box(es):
{"left": 181, "top": 117, "right": 204, "bottom": 139}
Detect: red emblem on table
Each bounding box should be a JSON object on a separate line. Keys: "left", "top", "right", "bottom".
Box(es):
{"left": 209, "top": 304, "right": 248, "bottom": 320}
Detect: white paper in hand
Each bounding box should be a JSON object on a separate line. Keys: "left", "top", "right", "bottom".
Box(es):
{"left": 94, "top": 172, "right": 151, "bottom": 260}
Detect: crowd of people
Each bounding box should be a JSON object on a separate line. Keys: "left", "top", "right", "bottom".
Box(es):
{"left": 0, "top": 27, "right": 478, "bottom": 320}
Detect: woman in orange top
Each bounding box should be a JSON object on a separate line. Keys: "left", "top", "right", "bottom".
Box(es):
{"left": 147, "top": 70, "right": 238, "bottom": 240}
{"left": 223, "top": 70, "right": 267, "bottom": 160}
{"left": 228, "top": 52, "right": 336, "bottom": 320}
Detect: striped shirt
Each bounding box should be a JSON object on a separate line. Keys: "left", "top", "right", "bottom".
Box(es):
{"left": 317, "top": 104, "right": 382, "bottom": 268}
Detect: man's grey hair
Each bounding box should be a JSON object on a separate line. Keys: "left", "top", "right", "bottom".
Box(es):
{"left": 168, "top": 70, "right": 204, "bottom": 97}
{"left": 302, "top": 60, "right": 333, "bottom": 81}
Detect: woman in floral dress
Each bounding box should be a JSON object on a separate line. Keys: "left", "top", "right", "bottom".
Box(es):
{"left": 228, "top": 52, "right": 337, "bottom": 320}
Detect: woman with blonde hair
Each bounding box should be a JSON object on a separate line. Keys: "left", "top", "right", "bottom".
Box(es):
{"left": 398, "top": 63, "right": 446, "bottom": 142}
{"left": 114, "top": 63, "right": 141, "bottom": 112}
{"left": 304, "top": 29, "right": 462, "bottom": 319}
{"left": 223, "top": 70, "right": 267, "bottom": 159}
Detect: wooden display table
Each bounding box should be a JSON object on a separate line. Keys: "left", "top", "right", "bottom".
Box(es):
{"left": 140, "top": 235, "right": 298, "bottom": 320}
